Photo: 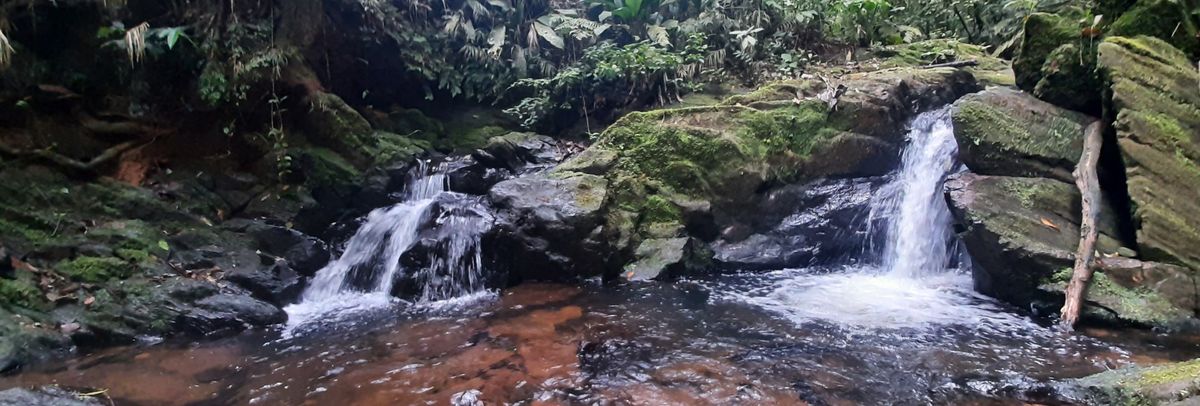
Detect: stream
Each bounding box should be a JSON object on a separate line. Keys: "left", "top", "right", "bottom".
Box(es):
{"left": 3, "top": 109, "right": 1200, "bottom": 405}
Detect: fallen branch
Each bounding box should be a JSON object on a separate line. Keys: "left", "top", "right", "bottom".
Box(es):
{"left": 1060, "top": 120, "right": 1106, "bottom": 328}
{"left": 923, "top": 59, "right": 979, "bottom": 69}
{"left": 0, "top": 140, "right": 142, "bottom": 175}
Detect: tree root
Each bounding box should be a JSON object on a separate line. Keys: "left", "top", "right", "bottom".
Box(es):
{"left": 0, "top": 140, "right": 143, "bottom": 176}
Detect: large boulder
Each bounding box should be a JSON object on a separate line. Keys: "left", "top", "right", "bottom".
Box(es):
{"left": 623, "top": 237, "right": 712, "bottom": 281}
{"left": 951, "top": 87, "right": 1096, "bottom": 182}
{"left": 245, "top": 222, "right": 331, "bottom": 276}
{"left": 946, "top": 173, "right": 1195, "bottom": 327}
{"left": 1099, "top": 36, "right": 1200, "bottom": 269}
{"left": 1108, "top": 0, "right": 1200, "bottom": 58}
{"left": 488, "top": 172, "right": 612, "bottom": 280}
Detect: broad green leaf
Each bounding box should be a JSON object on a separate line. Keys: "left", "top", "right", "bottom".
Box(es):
{"left": 533, "top": 22, "right": 565, "bottom": 49}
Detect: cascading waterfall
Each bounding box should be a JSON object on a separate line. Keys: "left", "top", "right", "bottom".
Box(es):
{"left": 286, "top": 160, "right": 490, "bottom": 325}
{"left": 874, "top": 107, "right": 960, "bottom": 277}
{"left": 727, "top": 107, "right": 1034, "bottom": 331}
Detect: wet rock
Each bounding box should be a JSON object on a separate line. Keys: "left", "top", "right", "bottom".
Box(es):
{"left": 472, "top": 132, "right": 563, "bottom": 171}
{"left": 446, "top": 156, "right": 510, "bottom": 195}
{"left": 711, "top": 177, "right": 885, "bottom": 270}
{"left": 951, "top": 88, "right": 1097, "bottom": 183}
{"left": 247, "top": 223, "right": 330, "bottom": 276}
{"left": 623, "top": 237, "right": 712, "bottom": 281}
{"left": 0, "top": 386, "right": 105, "bottom": 406}
{"left": 1099, "top": 36, "right": 1200, "bottom": 270}
{"left": 222, "top": 258, "right": 303, "bottom": 305}
{"left": 195, "top": 294, "right": 287, "bottom": 326}
{"left": 944, "top": 173, "right": 1196, "bottom": 326}
{"left": 489, "top": 173, "right": 611, "bottom": 280}
{"left": 1075, "top": 358, "right": 1200, "bottom": 405}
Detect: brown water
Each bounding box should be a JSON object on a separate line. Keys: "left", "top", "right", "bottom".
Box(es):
{"left": 3, "top": 275, "right": 1199, "bottom": 406}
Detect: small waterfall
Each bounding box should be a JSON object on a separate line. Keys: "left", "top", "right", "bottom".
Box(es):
{"left": 873, "top": 107, "right": 960, "bottom": 278}
{"left": 295, "top": 160, "right": 489, "bottom": 309}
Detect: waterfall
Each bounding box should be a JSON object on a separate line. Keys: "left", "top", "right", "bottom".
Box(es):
{"left": 723, "top": 107, "right": 1004, "bottom": 330}
{"left": 294, "top": 160, "right": 489, "bottom": 311}
{"left": 873, "top": 107, "right": 959, "bottom": 278}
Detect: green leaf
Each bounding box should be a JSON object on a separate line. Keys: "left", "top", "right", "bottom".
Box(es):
{"left": 157, "top": 240, "right": 170, "bottom": 251}
{"left": 166, "top": 29, "right": 180, "bottom": 49}
{"left": 533, "top": 22, "right": 565, "bottom": 49}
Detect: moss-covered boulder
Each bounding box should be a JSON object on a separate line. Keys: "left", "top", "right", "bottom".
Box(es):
{"left": 1014, "top": 13, "right": 1081, "bottom": 92}
{"left": 1099, "top": 36, "right": 1200, "bottom": 269}
{"left": 951, "top": 87, "right": 1096, "bottom": 182}
{"left": 1034, "top": 43, "right": 1102, "bottom": 113}
{"left": 1109, "top": 0, "right": 1200, "bottom": 59}
{"left": 873, "top": 39, "right": 1016, "bottom": 87}
{"left": 1077, "top": 358, "right": 1200, "bottom": 404}
{"left": 623, "top": 237, "right": 713, "bottom": 281}
{"left": 300, "top": 92, "right": 426, "bottom": 167}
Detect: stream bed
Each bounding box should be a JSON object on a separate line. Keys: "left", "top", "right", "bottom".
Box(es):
{"left": 3, "top": 274, "right": 1200, "bottom": 405}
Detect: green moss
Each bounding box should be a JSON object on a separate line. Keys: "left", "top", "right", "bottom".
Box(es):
{"left": 1014, "top": 13, "right": 1080, "bottom": 91}
{"left": 115, "top": 248, "right": 155, "bottom": 264}
{"left": 0, "top": 272, "right": 44, "bottom": 310}
{"left": 57, "top": 256, "right": 134, "bottom": 284}
{"left": 736, "top": 102, "right": 836, "bottom": 158}
{"left": 1034, "top": 43, "right": 1101, "bottom": 111}
{"left": 439, "top": 125, "right": 507, "bottom": 151}
{"left": 295, "top": 147, "right": 361, "bottom": 188}
{"left": 1110, "top": 0, "right": 1200, "bottom": 58}
{"left": 373, "top": 131, "right": 429, "bottom": 164}
{"left": 641, "top": 194, "right": 682, "bottom": 225}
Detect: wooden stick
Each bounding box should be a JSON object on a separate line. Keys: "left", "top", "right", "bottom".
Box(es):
{"left": 923, "top": 60, "right": 979, "bottom": 69}
{"left": 1060, "top": 120, "right": 1105, "bottom": 328}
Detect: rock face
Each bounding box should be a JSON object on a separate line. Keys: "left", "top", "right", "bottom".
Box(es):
{"left": 1100, "top": 36, "right": 1200, "bottom": 270}
{"left": 488, "top": 173, "right": 611, "bottom": 281}
{"left": 711, "top": 177, "right": 886, "bottom": 270}
{"left": 951, "top": 88, "right": 1094, "bottom": 182}
{"left": 623, "top": 237, "right": 712, "bottom": 281}
{"left": 0, "top": 386, "right": 105, "bottom": 406}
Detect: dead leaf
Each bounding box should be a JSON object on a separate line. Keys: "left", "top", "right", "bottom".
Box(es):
{"left": 84, "top": 296, "right": 95, "bottom": 306}
{"left": 1039, "top": 217, "right": 1060, "bottom": 231}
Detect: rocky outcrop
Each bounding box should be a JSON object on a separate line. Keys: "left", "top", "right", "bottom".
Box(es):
{"left": 488, "top": 172, "right": 611, "bottom": 281}
{"left": 1100, "top": 36, "right": 1200, "bottom": 270}
{"left": 951, "top": 88, "right": 1095, "bottom": 182}
{"left": 546, "top": 61, "right": 995, "bottom": 280}
{"left": 1075, "top": 358, "right": 1200, "bottom": 405}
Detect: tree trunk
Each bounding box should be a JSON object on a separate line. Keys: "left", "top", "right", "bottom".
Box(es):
{"left": 1060, "top": 120, "right": 1106, "bottom": 328}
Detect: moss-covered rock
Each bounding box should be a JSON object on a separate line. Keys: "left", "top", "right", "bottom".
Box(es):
{"left": 951, "top": 87, "right": 1096, "bottom": 182}
{"left": 56, "top": 256, "right": 134, "bottom": 284}
{"left": 1034, "top": 43, "right": 1102, "bottom": 113}
{"left": 1077, "top": 358, "right": 1200, "bottom": 404}
{"left": 1014, "top": 13, "right": 1081, "bottom": 92}
{"left": 945, "top": 174, "right": 1128, "bottom": 308}
{"left": 622, "top": 237, "right": 713, "bottom": 281}
{"left": 1109, "top": 0, "right": 1200, "bottom": 59}
{"left": 300, "top": 92, "right": 427, "bottom": 167}
{"left": 1041, "top": 267, "right": 1193, "bottom": 327}
{"left": 874, "top": 39, "right": 1015, "bottom": 87}
{"left": 1099, "top": 36, "right": 1200, "bottom": 269}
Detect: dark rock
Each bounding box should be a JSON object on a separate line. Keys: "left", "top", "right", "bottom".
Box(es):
{"left": 1033, "top": 43, "right": 1101, "bottom": 114}
{"left": 223, "top": 259, "right": 303, "bottom": 305}
{"left": 195, "top": 294, "right": 287, "bottom": 326}
{"left": 472, "top": 132, "right": 564, "bottom": 171}
{"left": 0, "top": 386, "right": 105, "bottom": 406}
{"left": 488, "top": 172, "right": 612, "bottom": 280}
{"left": 248, "top": 223, "right": 331, "bottom": 276}
{"left": 0, "top": 246, "right": 12, "bottom": 279}
{"left": 446, "top": 157, "right": 510, "bottom": 195}
{"left": 712, "top": 177, "right": 886, "bottom": 270}
{"left": 173, "top": 307, "right": 246, "bottom": 337}
{"left": 161, "top": 278, "right": 219, "bottom": 302}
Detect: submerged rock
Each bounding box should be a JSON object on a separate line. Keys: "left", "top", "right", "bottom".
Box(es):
{"left": 0, "top": 386, "right": 105, "bottom": 406}
{"left": 623, "top": 237, "right": 712, "bottom": 281}
{"left": 1100, "top": 36, "right": 1200, "bottom": 270}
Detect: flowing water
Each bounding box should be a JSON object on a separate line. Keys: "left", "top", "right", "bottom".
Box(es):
{"left": 4, "top": 109, "right": 1200, "bottom": 404}
{"left": 284, "top": 160, "right": 492, "bottom": 328}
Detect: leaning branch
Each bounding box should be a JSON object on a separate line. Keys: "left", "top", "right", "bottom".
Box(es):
{"left": 1060, "top": 120, "right": 1106, "bottom": 328}
{"left": 0, "top": 140, "right": 142, "bottom": 175}
{"left": 922, "top": 60, "right": 979, "bottom": 69}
